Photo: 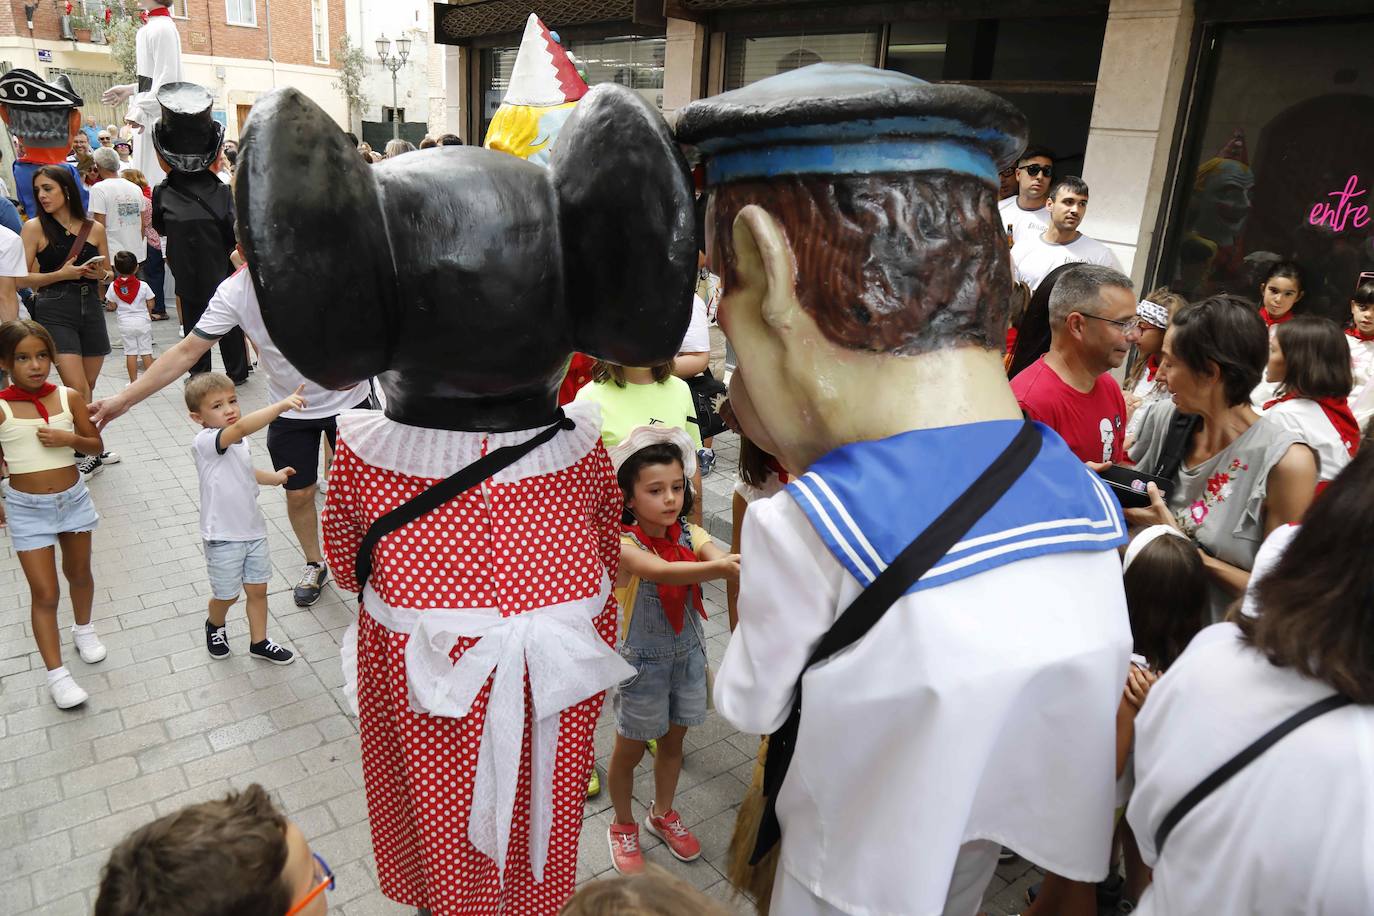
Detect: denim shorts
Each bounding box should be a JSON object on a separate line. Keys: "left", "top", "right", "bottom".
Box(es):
{"left": 205, "top": 537, "right": 271, "bottom": 600}
{"left": 32, "top": 282, "right": 110, "bottom": 357}
{"left": 2, "top": 479, "right": 99, "bottom": 552}
{"left": 613, "top": 589, "right": 709, "bottom": 740}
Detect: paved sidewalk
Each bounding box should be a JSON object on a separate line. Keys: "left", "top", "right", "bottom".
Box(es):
{"left": 0, "top": 316, "right": 1036, "bottom": 914}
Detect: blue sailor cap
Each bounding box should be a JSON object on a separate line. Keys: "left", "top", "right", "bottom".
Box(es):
{"left": 675, "top": 63, "right": 1026, "bottom": 189}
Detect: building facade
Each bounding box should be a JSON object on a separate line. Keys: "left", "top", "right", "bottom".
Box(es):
{"left": 344, "top": 0, "right": 446, "bottom": 148}
{"left": 435, "top": 0, "right": 1374, "bottom": 312}
{"left": 0, "top": 0, "right": 348, "bottom": 151}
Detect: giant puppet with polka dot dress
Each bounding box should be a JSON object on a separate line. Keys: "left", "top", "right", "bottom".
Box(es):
{"left": 233, "top": 81, "right": 695, "bottom": 914}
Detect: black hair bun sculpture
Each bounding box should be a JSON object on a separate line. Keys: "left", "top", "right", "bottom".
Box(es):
{"left": 234, "top": 83, "right": 695, "bottom": 431}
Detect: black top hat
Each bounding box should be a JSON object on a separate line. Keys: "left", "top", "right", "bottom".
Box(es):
{"left": 152, "top": 82, "right": 225, "bottom": 173}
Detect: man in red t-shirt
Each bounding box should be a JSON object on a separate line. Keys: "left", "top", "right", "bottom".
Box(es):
{"left": 1011, "top": 264, "right": 1140, "bottom": 466}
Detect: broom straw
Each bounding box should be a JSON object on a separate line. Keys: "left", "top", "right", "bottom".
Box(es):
{"left": 726, "top": 736, "right": 780, "bottom": 913}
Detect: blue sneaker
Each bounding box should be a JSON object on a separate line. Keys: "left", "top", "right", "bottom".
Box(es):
{"left": 697, "top": 448, "right": 716, "bottom": 478}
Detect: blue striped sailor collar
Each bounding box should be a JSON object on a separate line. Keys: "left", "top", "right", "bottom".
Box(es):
{"left": 785, "top": 419, "right": 1126, "bottom": 594}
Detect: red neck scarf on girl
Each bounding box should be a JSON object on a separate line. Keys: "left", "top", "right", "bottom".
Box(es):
{"left": 1263, "top": 392, "right": 1361, "bottom": 458}
{"left": 765, "top": 456, "right": 790, "bottom": 484}
{"left": 113, "top": 275, "right": 138, "bottom": 304}
{"left": 145, "top": 6, "right": 172, "bottom": 18}
{"left": 1347, "top": 326, "right": 1374, "bottom": 342}
{"left": 0, "top": 382, "right": 57, "bottom": 423}
{"left": 623, "top": 521, "right": 705, "bottom": 634}
{"left": 1260, "top": 308, "right": 1294, "bottom": 328}
{"left": 1146, "top": 354, "right": 1160, "bottom": 382}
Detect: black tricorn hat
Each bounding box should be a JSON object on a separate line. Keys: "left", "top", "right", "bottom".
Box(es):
{"left": 0, "top": 69, "right": 82, "bottom": 110}
{"left": 152, "top": 82, "right": 225, "bottom": 173}
{"left": 235, "top": 84, "right": 696, "bottom": 432}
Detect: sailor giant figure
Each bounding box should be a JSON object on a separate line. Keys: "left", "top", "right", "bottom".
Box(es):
{"left": 678, "top": 65, "right": 1133, "bottom": 916}
{"left": 103, "top": 0, "right": 183, "bottom": 187}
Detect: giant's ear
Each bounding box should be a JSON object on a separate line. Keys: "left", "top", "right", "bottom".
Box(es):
{"left": 731, "top": 205, "right": 798, "bottom": 334}
{"left": 235, "top": 88, "right": 396, "bottom": 390}
{"left": 550, "top": 83, "right": 695, "bottom": 367}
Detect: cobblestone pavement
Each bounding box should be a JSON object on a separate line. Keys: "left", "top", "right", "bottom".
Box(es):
{"left": 0, "top": 316, "right": 1037, "bottom": 914}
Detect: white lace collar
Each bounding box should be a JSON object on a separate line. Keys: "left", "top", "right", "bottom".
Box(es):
{"left": 337, "top": 401, "right": 604, "bottom": 482}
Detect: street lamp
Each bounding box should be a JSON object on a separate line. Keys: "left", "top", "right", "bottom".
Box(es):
{"left": 376, "top": 34, "right": 412, "bottom": 140}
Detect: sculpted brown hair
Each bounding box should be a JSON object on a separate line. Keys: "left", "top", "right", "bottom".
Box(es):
{"left": 711, "top": 171, "right": 1011, "bottom": 355}
{"left": 1239, "top": 445, "right": 1374, "bottom": 703}
{"left": 95, "top": 783, "right": 292, "bottom": 916}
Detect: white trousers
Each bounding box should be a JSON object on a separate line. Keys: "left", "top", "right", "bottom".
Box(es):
{"left": 772, "top": 838, "right": 1002, "bottom": 916}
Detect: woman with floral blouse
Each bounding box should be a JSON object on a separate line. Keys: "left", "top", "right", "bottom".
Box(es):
{"left": 1127, "top": 295, "right": 1316, "bottom": 621}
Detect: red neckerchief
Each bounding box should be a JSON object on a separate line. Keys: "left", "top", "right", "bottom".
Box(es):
{"left": 623, "top": 520, "right": 705, "bottom": 634}
{"left": 0, "top": 382, "right": 57, "bottom": 423}
{"left": 113, "top": 274, "right": 138, "bottom": 304}
{"left": 1146, "top": 354, "right": 1160, "bottom": 382}
{"left": 765, "top": 456, "right": 790, "bottom": 484}
{"left": 145, "top": 6, "right": 171, "bottom": 18}
{"left": 1260, "top": 307, "right": 1295, "bottom": 328}
{"left": 1263, "top": 392, "right": 1361, "bottom": 458}
{"left": 1347, "top": 326, "right": 1374, "bottom": 342}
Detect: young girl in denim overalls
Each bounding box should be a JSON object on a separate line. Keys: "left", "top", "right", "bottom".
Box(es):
{"left": 604, "top": 427, "right": 739, "bottom": 876}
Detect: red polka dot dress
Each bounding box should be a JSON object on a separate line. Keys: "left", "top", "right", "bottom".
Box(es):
{"left": 321, "top": 403, "right": 623, "bottom": 915}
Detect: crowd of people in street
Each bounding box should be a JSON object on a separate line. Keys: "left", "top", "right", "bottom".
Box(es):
{"left": 0, "top": 13, "right": 1370, "bottom": 916}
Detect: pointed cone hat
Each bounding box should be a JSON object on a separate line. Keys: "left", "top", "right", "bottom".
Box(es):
{"left": 503, "top": 14, "right": 588, "bottom": 106}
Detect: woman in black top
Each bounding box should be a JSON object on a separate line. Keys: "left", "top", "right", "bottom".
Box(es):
{"left": 19, "top": 164, "right": 112, "bottom": 404}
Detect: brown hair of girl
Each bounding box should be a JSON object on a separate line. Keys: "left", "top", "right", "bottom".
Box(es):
{"left": 0, "top": 318, "right": 58, "bottom": 369}
{"left": 1122, "top": 533, "right": 1208, "bottom": 670}
{"left": 590, "top": 360, "right": 672, "bottom": 387}
{"left": 710, "top": 171, "right": 1010, "bottom": 356}
{"left": 1274, "top": 316, "right": 1353, "bottom": 401}
{"left": 559, "top": 864, "right": 731, "bottom": 915}
{"left": 1239, "top": 446, "right": 1374, "bottom": 703}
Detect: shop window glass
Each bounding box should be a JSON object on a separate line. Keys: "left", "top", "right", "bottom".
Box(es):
{"left": 1160, "top": 18, "right": 1374, "bottom": 321}
{"left": 724, "top": 31, "right": 880, "bottom": 90}
{"left": 481, "top": 36, "right": 665, "bottom": 141}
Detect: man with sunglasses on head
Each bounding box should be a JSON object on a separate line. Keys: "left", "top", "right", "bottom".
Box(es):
{"left": 1011, "top": 264, "right": 1140, "bottom": 467}
{"left": 94, "top": 783, "right": 334, "bottom": 915}
{"left": 1013, "top": 175, "right": 1124, "bottom": 292}
{"left": 999, "top": 145, "right": 1055, "bottom": 245}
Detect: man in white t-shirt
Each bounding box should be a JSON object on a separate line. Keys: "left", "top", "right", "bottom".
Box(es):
{"left": 1012, "top": 176, "right": 1124, "bottom": 291}
{"left": 88, "top": 147, "right": 150, "bottom": 263}
{"left": 0, "top": 223, "right": 27, "bottom": 323}
{"left": 91, "top": 258, "right": 373, "bottom": 609}
{"left": 997, "top": 145, "right": 1054, "bottom": 246}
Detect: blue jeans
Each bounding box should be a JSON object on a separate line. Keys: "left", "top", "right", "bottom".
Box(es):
{"left": 142, "top": 246, "right": 166, "bottom": 315}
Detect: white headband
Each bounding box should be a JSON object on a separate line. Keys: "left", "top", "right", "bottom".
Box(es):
{"left": 606, "top": 424, "right": 698, "bottom": 479}
{"left": 1123, "top": 524, "right": 1190, "bottom": 572}
{"left": 1136, "top": 299, "right": 1169, "bottom": 330}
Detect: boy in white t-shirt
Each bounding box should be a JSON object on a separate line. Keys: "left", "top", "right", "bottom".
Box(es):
{"left": 104, "top": 251, "right": 157, "bottom": 381}
{"left": 186, "top": 373, "right": 304, "bottom": 665}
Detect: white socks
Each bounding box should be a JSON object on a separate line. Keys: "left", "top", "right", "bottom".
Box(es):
{"left": 46, "top": 666, "right": 70, "bottom": 686}
{"left": 71, "top": 623, "right": 108, "bottom": 663}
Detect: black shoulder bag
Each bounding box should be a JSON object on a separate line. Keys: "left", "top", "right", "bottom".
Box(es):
{"left": 353, "top": 412, "right": 576, "bottom": 598}
{"left": 1153, "top": 692, "right": 1350, "bottom": 855}
{"left": 1150, "top": 410, "right": 1201, "bottom": 482}
{"left": 751, "top": 419, "right": 1042, "bottom": 862}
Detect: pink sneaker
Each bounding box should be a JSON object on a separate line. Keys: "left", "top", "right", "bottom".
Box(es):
{"left": 607, "top": 823, "right": 645, "bottom": 875}
{"left": 644, "top": 805, "right": 701, "bottom": 862}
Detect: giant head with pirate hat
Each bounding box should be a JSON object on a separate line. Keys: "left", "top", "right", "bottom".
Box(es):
{"left": 0, "top": 68, "right": 88, "bottom": 217}
{"left": 483, "top": 14, "right": 588, "bottom": 166}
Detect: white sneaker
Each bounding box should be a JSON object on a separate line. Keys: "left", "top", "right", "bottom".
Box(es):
{"left": 49, "top": 672, "right": 89, "bottom": 709}
{"left": 99, "top": 450, "right": 121, "bottom": 465}
{"left": 72, "top": 626, "right": 107, "bottom": 663}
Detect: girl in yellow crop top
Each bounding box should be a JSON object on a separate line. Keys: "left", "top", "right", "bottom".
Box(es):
{"left": 0, "top": 319, "right": 106, "bottom": 709}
